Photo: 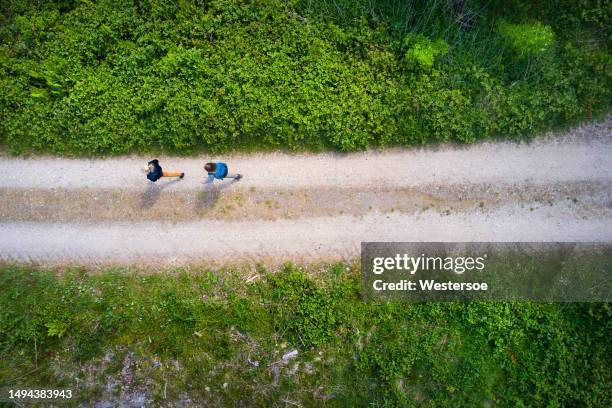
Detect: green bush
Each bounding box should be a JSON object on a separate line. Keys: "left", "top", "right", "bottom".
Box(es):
{"left": 269, "top": 265, "right": 341, "bottom": 346}
{"left": 402, "top": 33, "right": 449, "bottom": 71}
{"left": 498, "top": 20, "right": 556, "bottom": 58}
{"left": 0, "top": 0, "right": 609, "bottom": 155}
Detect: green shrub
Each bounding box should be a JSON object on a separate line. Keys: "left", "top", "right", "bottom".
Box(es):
{"left": 268, "top": 265, "right": 340, "bottom": 347}
{"left": 45, "top": 320, "right": 69, "bottom": 337}
{"left": 498, "top": 20, "right": 556, "bottom": 58}
{"left": 402, "top": 33, "right": 449, "bottom": 71}
{"left": 0, "top": 0, "right": 608, "bottom": 154}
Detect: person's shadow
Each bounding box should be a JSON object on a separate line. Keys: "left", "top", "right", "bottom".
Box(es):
{"left": 139, "top": 179, "right": 181, "bottom": 209}
{"left": 195, "top": 176, "right": 239, "bottom": 213}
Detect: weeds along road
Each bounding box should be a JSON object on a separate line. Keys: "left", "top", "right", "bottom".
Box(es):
{"left": 0, "top": 119, "right": 610, "bottom": 265}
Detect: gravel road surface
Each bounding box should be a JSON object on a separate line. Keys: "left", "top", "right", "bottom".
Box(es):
{"left": 0, "top": 119, "right": 610, "bottom": 264}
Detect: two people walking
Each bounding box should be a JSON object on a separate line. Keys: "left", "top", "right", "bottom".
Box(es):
{"left": 145, "top": 159, "right": 242, "bottom": 183}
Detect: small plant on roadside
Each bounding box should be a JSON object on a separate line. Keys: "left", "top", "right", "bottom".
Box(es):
{"left": 268, "top": 265, "right": 340, "bottom": 347}
{"left": 402, "top": 33, "right": 449, "bottom": 71}
{"left": 45, "top": 320, "right": 69, "bottom": 337}
{"left": 498, "top": 20, "right": 555, "bottom": 58}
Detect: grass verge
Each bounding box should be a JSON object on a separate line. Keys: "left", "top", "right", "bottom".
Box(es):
{"left": 0, "top": 263, "right": 609, "bottom": 406}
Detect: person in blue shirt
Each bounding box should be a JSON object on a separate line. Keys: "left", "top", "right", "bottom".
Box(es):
{"left": 204, "top": 162, "right": 242, "bottom": 182}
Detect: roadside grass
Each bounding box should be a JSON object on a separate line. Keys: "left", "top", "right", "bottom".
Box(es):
{"left": 0, "top": 262, "right": 609, "bottom": 406}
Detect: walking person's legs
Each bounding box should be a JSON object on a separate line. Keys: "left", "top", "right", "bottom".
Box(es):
{"left": 162, "top": 170, "right": 185, "bottom": 178}
{"left": 225, "top": 173, "right": 242, "bottom": 180}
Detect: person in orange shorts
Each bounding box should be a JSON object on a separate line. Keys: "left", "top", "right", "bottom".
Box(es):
{"left": 145, "top": 159, "right": 184, "bottom": 182}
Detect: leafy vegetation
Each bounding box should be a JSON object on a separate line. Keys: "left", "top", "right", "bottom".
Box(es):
{"left": 498, "top": 20, "right": 555, "bottom": 58}
{"left": 0, "top": 0, "right": 609, "bottom": 155}
{"left": 402, "top": 33, "right": 449, "bottom": 71}
{"left": 1, "top": 263, "right": 609, "bottom": 406}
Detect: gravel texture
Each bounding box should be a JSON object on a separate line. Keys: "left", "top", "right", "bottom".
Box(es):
{"left": 0, "top": 118, "right": 610, "bottom": 264}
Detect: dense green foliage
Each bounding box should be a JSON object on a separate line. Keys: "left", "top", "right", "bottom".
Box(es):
{"left": 498, "top": 20, "right": 555, "bottom": 58}
{"left": 0, "top": 0, "right": 609, "bottom": 154}
{"left": 1, "top": 264, "right": 610, "bottom": 406}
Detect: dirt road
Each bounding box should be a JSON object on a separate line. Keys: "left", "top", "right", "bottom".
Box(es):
{"left": 0, "top": 119, "right": 610, "bottom": 264}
